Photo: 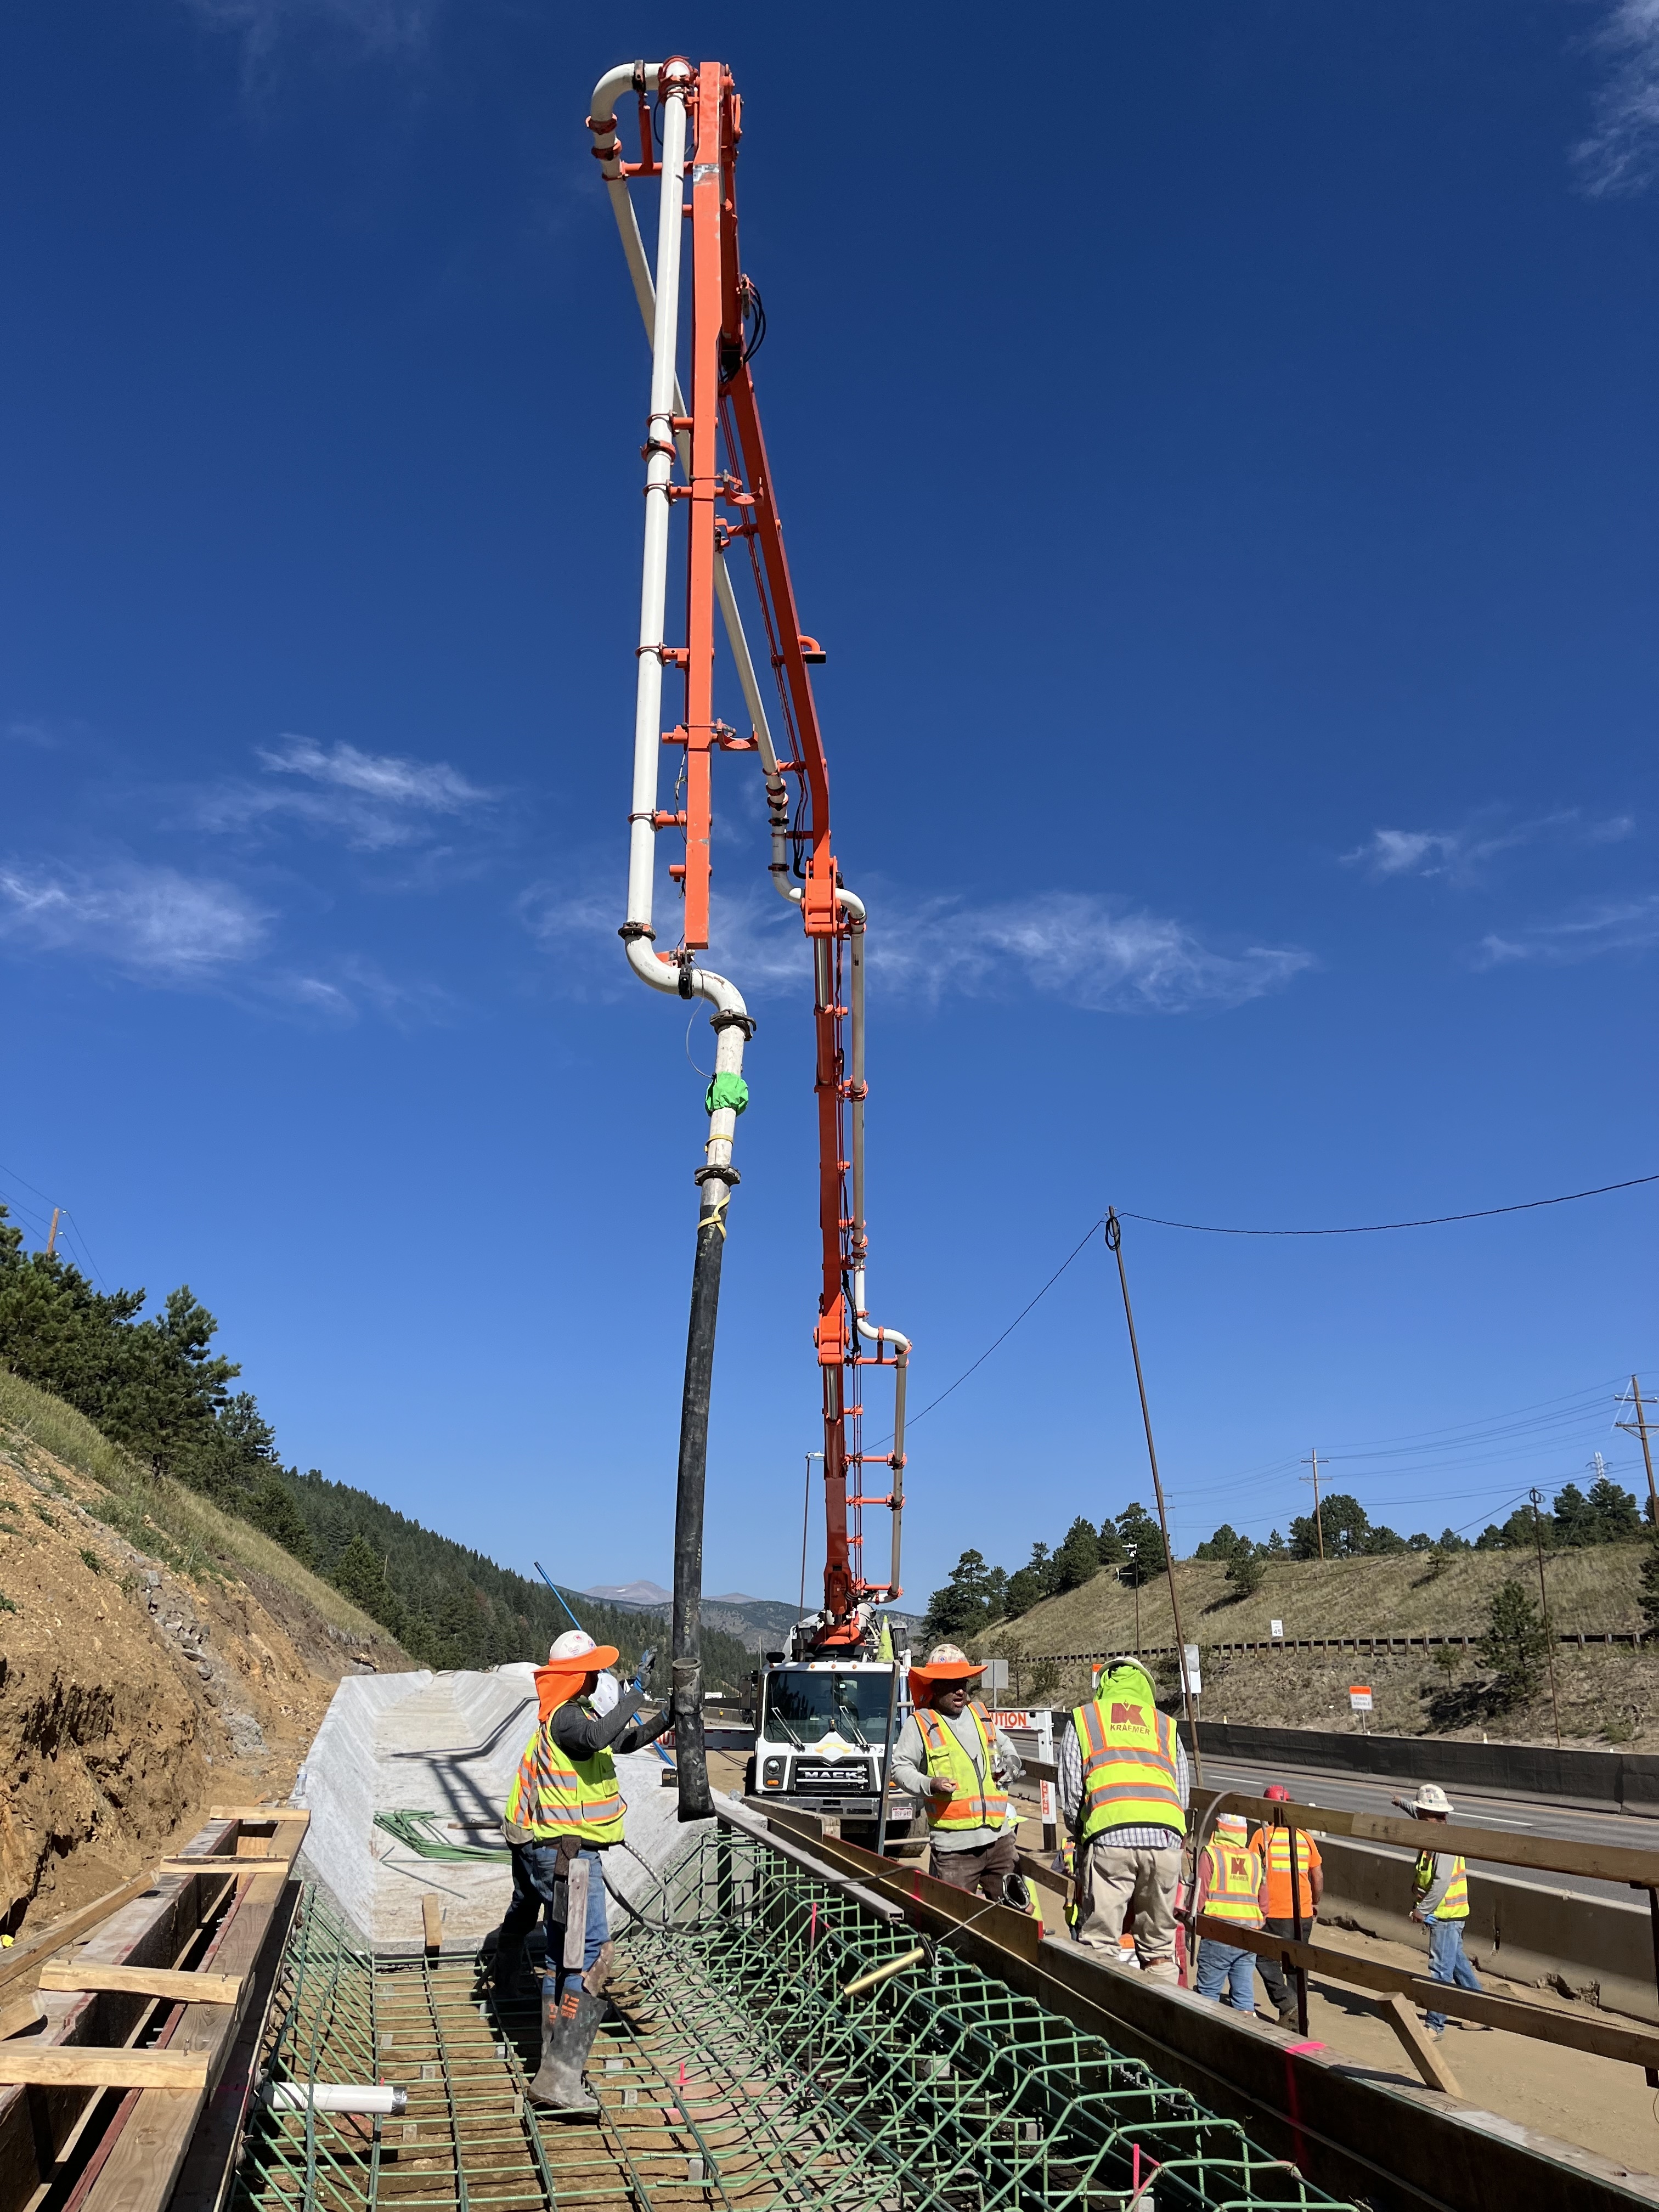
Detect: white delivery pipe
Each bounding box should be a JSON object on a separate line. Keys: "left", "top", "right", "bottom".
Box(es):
{"left": 263, "top": 2082, "right": 408, "bottom": 2117}
{"left": 588, "top": 79, "right": 798, "bottom": 907}
{"left": 598, "top": 61, "right": 752, "bottom": 1186}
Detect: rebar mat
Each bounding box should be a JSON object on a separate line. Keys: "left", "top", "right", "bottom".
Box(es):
{"left": 234, "top": 1830, "right": 1360, "bottom": 2212}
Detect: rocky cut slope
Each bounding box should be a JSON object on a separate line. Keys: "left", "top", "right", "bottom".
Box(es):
{"left": 0, "top": 1364, "right": 410, "bottom": 1933}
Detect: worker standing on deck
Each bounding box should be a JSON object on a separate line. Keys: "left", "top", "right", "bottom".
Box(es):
{"left": 495, "top": 1629, "right": 673, "bottom": 2111}
{"left": 1058, "top": 1654, "right": 1189, "bottom": 1983}
{"left": 1249, "top": 1783, "right": 1323, "bottom": 2027}
{"left": 1192, "top": 1812, "right": 1269, "bottom": 2011}
{"left": 1393, "top": 1782, "right": 1486, "bottom": 2040}
{"left": 889, "top": 1644, "right": 1026, "bottom": 1900}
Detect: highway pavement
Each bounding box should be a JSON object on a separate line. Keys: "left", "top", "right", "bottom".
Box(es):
{"left": 1199, "top": 1747, "right": 1659, "bottom": 1906}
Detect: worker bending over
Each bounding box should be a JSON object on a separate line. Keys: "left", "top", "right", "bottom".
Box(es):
{"left": 1193, "top": 1813, "right": 1268, "bottom": 2011}
{"left": 1058, "top": 1654, "right": 1189, "bottom": 1983}
{"left": 1249, "top": 1783, "right": 1323, "bottom": 2027}
{"left": 1393, "top": 1782, "right": 1487, "bottom": 2040}
{"left": 496, "top": 1629, "right": 673, "bottom": 2110}
{"left": 890, "top": 1644, "right": 1025, "bottom": 1899}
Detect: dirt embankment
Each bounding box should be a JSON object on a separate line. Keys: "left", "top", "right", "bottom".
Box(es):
{"left": 980, "top": 1550, "right": 1659, "bottom": 1748}
{"left": 0, "top": 1394, "right": 411, "bottom": 1933}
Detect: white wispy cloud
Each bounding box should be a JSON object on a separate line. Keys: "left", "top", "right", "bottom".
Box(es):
{"left": 275, "top": 955, "right": 454, "bottom": 1026}
{"left": 1344, "top": 810, "right": 1633, "bottom": 884}
{"left": 522, "top": 881, "right": 1311, "bottom": 1017}
{"left": 0, "top": 861, "right": 269, "bottom": 978}
{"left": 182, "top": 0, "right": 444, "bottom": 65}
{"left": 1476, "top": 894, "right": 1659, "bottom": 967}
{"left": 200, "top": 735, "right": 496, "bottom": 852}
{"left": 5, "top": 720, "right": 58, "bottom": 749}
{"left": 1575, "top": 0, "right": 1659, "bottom": 197}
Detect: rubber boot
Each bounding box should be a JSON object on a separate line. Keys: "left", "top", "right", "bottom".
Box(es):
{"left": 490, "top": 1936, "right": 523, "bottom": 2001}
{"left": 528, "top": 1944, "right": 614, "bottom": 2113}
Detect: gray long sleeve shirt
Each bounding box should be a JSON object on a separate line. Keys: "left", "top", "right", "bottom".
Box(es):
{"left": 890, "top": 1708, "right": 1024, "bottom": 1853}
{"left": 1058, "top": 1714, "right": 1190, "bottom": 1851}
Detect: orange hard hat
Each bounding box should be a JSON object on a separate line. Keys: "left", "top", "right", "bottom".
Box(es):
{"left": 906, "top": 1642, "right": 986, "bottom": 1706}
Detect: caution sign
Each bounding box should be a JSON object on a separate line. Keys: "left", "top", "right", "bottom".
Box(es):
{"left": 1348, "top": 1685, "right": 1373, "bottom": 1712}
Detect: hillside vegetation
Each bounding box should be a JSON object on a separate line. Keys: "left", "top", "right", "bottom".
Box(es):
{"left": 0, "top": 1208, "right": 752, "bottom": 1691}
{"left": 978, "top": 1550, "right": 1659, "bottom": 1748}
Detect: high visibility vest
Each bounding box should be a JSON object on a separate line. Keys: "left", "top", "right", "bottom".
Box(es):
{"left": 914, "top": 1702, "right": 1012, "bottom": 1832}
{"left": 1249, "top": 1826, "right": 1319, "bottom": 1918}
{"left": 1072, "top": 1695, "right": 1186, "bottom": 1844}
{"left": 1413, "top": 1850, "right": 1469, "bottom": 1920}
{"left": 504, "top": 1702, "right": 625, "bottom": 1846}
{"left": 1201, "top": 1835, "right": 1265, "bottom": 1926}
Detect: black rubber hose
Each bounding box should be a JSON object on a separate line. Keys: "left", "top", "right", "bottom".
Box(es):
{"left": 671, "top": 1177, "right": 730, "bottom": 1821}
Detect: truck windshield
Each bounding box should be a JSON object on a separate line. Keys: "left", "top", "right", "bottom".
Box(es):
{"left": 762, "top": 1671, "right": 895, "bottom": 1748}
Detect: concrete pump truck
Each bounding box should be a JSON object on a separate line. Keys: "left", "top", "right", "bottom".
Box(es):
{"left": 585, "top": 59, "right": 917, "bottom": 1839}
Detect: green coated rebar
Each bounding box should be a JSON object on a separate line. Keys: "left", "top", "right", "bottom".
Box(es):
{"left": 233, "top": 1830, "right": 1363, "bottom": 2212}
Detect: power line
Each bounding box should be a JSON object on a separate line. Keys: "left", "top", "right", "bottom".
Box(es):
{"left": 1121, "top": 1172, "right": 1659, "bottom": 1238}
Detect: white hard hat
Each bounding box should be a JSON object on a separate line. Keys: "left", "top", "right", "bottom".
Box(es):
{"left": 549, "top": 1629, "right": 599, "bottom": 1663}
{"left": 1216, "top": 1812, "right": 1248, "bottom": 1830}
{"left": 1407, "top": 1782, "right": 1454, "bottom": 1816}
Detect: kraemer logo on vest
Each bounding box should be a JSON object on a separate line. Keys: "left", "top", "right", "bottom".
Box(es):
{"left": 1110, "top": 1702, "right": 1147, "bottom": 1728}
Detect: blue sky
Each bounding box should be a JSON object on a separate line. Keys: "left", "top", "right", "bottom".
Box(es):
{"left": 2, "top": 1, "right": 1656, "bottom": 1614}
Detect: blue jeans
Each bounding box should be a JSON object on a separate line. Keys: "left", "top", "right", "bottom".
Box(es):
{"left": 1425, "top": 1916, "right": 1480, "bottom": 2030}
{"left": 1195, "top": 1938, "right": 1257, "bottom": 2012}
{"left": 501, "top": 1844, "right": 610, "bottom": 1990}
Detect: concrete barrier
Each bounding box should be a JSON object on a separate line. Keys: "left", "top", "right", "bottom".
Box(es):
{"left": 1311, "top": 1834, "right": 1659, "bottom": 2025}
{"left": 1178, "top": 1718, "right": 1659, "bottom": 1814}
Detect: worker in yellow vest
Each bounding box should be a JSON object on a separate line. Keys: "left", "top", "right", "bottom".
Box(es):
{"left": 889, "top": 1644, "right": 1026, "bottom": 1899}
{"left": 1393, "top": 1782, "right": 1486, "bottom": 2040}
{"left": 496, "top": 1629, "right": 673, "bottom": 2109}
{"left": 1058, "top": 1654, "right": 1190, "bottom": 1982}
{"left": 1192, "top": 1813, "right": 1268, "bottom": 2010}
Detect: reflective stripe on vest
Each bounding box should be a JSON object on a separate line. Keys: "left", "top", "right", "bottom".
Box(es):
{"left": 504, "top": 1703, "right": 625, "bottom": 1845}
{"left": 1414, "top": 1850, "right": 1469, "bottom": 1920}
{"left": 1201, "top": 1835, "right": 1265, "bottom": 1925}
{"left": 915, "top": 1702, "right": 1011, "bottom": 1832}
{"left": 1072, "top": 1697, "right": 1186, "bottom": 1844}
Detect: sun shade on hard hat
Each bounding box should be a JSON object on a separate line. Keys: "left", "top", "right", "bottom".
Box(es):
{"left": 907, "top": 1641, "right": 986, "bottom": 1705}
{"left": 534, "top": 1628, "right": 620, "bottom": 1721}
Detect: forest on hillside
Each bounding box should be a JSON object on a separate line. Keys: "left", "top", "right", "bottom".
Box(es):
{"left": 0, "top": 1207, "right": 752, "bottom": 1689}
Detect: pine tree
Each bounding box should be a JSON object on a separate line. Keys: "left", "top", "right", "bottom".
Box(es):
{"left": 1639, "top": 1538, "right": 1659, "bottom": 1639}
{"left": 1224, "top": 1548, "right": 1264, "bottom": 1601}
{"left": 1115, "top": 1503, "right": 1166, "bottom": 1583}
{"left": 1477, "top": 1579, "right": 1549, "bottom": 1709}
{"left": 1053, "top": 1516, "right": 1101, "bottom": 1592}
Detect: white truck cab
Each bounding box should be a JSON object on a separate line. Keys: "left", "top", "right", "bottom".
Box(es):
{"left": 746, "top": 1628, "right": 916, "bottom": 1843}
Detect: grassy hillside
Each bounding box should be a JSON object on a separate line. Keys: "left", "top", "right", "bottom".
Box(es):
{"left": 0, "top": 1363, "right": 401, "bottom": 1652}
{"left": 978, "top": 1549, "right": 1657, "bottom": 1748}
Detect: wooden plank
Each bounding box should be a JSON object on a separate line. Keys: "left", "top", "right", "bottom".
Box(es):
{"left": 1189, "top": 1912, "right": 1659, "bottom": 2069}
{"left": 0, "top": 1996, "right": 43, "bottom": 2042}
{"left": 1204, "top": 1788, "right": 1659, "bottom": 1889}
{"left": 205, "top": 1807, "right": 307, "bottom": 1823}
{"left": 36, "top": 1965, "right": 242, "bottom": 2006}
{"left": 79, "top": 1874, "right": 300, "bottom": 2212}
{"left": 155, "top": 1859, "right": 287, "bottom": 1876}
{"left": 421, "top": 1897, "right": 442, "bottom": 1955}
{"left": 0, "top": 1872, "right": 163, "bottom": 1999}
{"left": 167, "top": 1880, "right": 302, "bottom": 2212}
{"left": 1382, "top": 1993, "right": 1463, "bottom": 2096}
{"left": 0, "top": 2049, "right": 209, "bottom": 2090}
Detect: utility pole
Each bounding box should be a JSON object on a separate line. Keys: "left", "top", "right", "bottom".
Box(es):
{"left": 1124, "top": 1544, "right": 1142, "bottom": 1656}
{"left": 1616, "top": 1378, "right": 1658, "bottom": 1530}
{"left": 1530, "top": 1487, "right": 1562, "bottom": 1750}
{"left": 1299, "top": 1450, "right": 1325, "bottom": 1562}
{"left": 1104, "top": 1210, "right": 1203, "bottom": 1785}
{"left": 45, "top": 1208, "right": 60, "bottom": 1257}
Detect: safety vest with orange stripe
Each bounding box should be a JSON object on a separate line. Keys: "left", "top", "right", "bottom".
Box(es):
{"left": 1200, "top": 1832, "right": 1265, "bottom": 1926}
{"left": 504, "top": 1701, "right": 625, "bottom": 1846}
{"left": 1071, "top": 1694, "right": 1186, "bottom": 1844}
{"left": 914, "top": 1702, "right": 1012, "bottom": 1833}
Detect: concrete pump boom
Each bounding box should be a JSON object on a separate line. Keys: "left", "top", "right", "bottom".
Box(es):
{"left": 586, "top": 59, "right": 911, "bottom": 1811}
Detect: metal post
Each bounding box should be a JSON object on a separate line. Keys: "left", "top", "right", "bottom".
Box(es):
{"left": 1104, "top": 1210, "right": 1202, "bottom": 1787}
{"left": 873, "top": 1650, "right": 902, "bottom": 1860}
{"left": 1037, "top": 1707, "right": 1057, "bottom": 1854}
{"left": 1287, "top": 1808, "right": 1309, "bottom": 2038}
{"left": 798, "top": 1451, "right": 821, "bottom": 1629}
{"left": 672, "top": 1174, "right": 733, "bottom": 1821}
{"left": 1617, "top": 1377, "right": 1658, "bottom": 1530}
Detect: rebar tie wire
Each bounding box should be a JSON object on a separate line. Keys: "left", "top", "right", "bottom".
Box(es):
{"left": 234, "top": 1837, "right": 1361, "bottom": 2212}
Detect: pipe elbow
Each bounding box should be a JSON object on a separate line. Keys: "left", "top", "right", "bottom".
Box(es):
{"left": 624, "top": 934, "right": 681, "bottom": 995}
{"left": 685, "top": 966, "right": 749, "bottom": 1022}
{"left": 836, "top": 887, "right": 867, "bottom": 922}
